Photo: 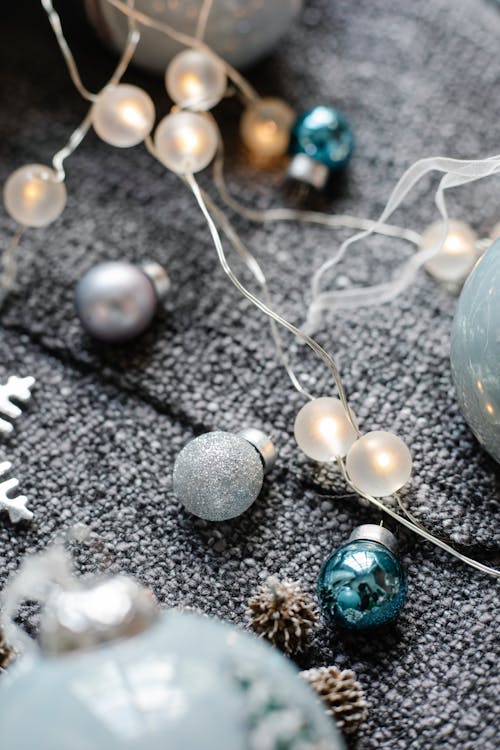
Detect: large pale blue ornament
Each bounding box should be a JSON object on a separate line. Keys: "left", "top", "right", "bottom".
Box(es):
{"left": 0, "top": 596, "right": 343, "bottom": 750}
{"left": 451, "top": 239, "right": 500, "bottom": 464}
{"left": 317, "top": 525, "right": 407, "bottom": 630}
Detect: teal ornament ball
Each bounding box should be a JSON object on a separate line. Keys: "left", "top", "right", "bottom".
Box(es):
{"left": 451, "top": 239, "right": 500, "bottom": 464}
{"left": 290, "top": 106, "right": 354, "bottom": 171}
{"left": 318, "top": 527, "right": 407, "bottom": 630}
{"left": 0, "top": 611, "right": 344, "bottom": 750}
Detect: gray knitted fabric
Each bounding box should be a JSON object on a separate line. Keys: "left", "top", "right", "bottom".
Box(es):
{"left": 1, "top": 1, "right": 499, "bottom": 748}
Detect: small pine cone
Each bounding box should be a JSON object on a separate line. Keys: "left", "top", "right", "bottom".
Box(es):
{"left": 247, "top": 577, "right": 318, "bottom": 655}
{"left": 300, "top": 665, "right": 367, "bottom": 734}
{"left": 0, "top": 632, "right": 13, "bottom": 671}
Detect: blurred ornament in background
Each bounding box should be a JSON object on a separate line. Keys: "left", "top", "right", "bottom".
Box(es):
{"left": 288, "top": 106, "right": 354, "bottom": 189}
{"left": 75, "top": 260, "right": 170, "bottom": 343}
{"left": 86, "top": 0, "right": 304, "bottom": 73}
{"left": 0, "top": 557, "right": 344, "bottom": 750}
{"left": 451, "top": 238, "right": 500, "bottom": 465}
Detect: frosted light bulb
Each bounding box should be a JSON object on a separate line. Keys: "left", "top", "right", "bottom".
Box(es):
{"left": 166, "top": 49, "right": 226, "bottom": 111}
{"left": 91, "top": 84, "right": 155, "bottom": 148}
{"left": 420, "top": 219, "right": 478, "bottom": 284}
{"left": 154, "top": 111, "right": 218, "bottom": 174}
{"left": 294, "top": 397, "right": 358, "bottom": 461}
{"left": 490, "top": 222, "right": 500, "bottom": 241}
{"left": 240, "top": 97, "right": 295, "bottom": 159}
{"left": 3, "top": 164, "right": 66, "bottom": 227}
{"left": 346, "top": 430, "right": 412, "bottom": 497}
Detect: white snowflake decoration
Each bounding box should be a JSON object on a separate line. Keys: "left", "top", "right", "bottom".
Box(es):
{"left": 0, "top": 375, "right": 35, "bottom": 522}
{"left": 0, "top": 376, "right": 35, "bottom": 434}
{"left": 0, "top": 461, "right": 33, "bottom": 523}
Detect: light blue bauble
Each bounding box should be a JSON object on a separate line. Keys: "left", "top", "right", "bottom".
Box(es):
{"left": 451, "top": 239, "right": 500, "bottom": 464}
{"left": 88, "top": 1, "right": 304, "bottom": 73}
{"left": 0, "top": 611, "right": 344, "bottom": 750}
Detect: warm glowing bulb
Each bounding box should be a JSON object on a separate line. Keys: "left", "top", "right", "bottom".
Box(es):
{"left": 294, "top": 397, "right": 358, "bottom": 461}
{"left": 166, "top": 49, "right": 226, "bottom": 111}
{"left": 91, "top": 84, "right": 155, "bottom": 148}
{"left": 373, "top": 450, "right": 394, "bottom": 472}
{"left": 420, "top": 219, "right": 478, "bottom": 284}
{"left": 240, "top": 97, "right": 295, "bottom": 160}
{"left": 154, "top": 111, "right": 218, "bottom": 174}
{"left": 3, "top": 164, "right": 67, "bottom": 227}
{"left": 346, "top": 431, "right": 412, "bottom": 497}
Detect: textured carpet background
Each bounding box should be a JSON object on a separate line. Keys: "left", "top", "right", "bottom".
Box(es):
{"left": 1, "top": 1, "right": 499, "bottom": 748}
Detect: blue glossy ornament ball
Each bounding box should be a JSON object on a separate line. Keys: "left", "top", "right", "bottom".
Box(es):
{"left": 317, "top": 528, "right": 407, "bottom": 630}
{"left": 290, "top": 105, "right": 354, "bottom": 171}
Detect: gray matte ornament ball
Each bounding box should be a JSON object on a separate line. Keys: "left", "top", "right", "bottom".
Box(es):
{"left": 75, "top": 261, "right": 161, "bottom": 343}
{"left": 173, "top": 431, "right": 265, "bottom": 521}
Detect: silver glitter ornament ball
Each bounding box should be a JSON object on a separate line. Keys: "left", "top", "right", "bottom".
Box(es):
{"left": 173, "top": 431, "right": 269, "bottom": 521}
{"left": 75, "top": 261, "right": 169, "bottom": 343}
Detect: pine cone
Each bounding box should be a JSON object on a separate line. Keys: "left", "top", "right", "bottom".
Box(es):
{"left": 300, "top": 665, "right": 367, "bottom": 734}
{"left": 247, "top": 577, "right": 318, "bottom": 655}
{"left": 0, "top": 631, "right": 13, "bottom": 671}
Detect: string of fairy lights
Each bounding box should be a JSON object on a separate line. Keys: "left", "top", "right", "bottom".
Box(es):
{"left": 1, "top": 0, "right": 499, "bottom": 581}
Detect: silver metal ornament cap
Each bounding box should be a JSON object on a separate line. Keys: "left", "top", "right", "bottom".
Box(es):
{"left": 348, "top": 524, "right": 398, "bottom": 554}
{"left": 287, "top": 153, "right": 329, "bottom": 190}
{"left": 39, "top": 575, "right": 160, "bottom": 655}
{"left": 140, "top": 261, "right": 171, "bottom": 302}
{"left": 238, "top": 427, "right": 277, "bottom": 475}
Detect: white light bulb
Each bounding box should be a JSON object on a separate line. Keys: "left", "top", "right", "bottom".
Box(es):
{"left": 346, "top": 430, "right": 412, "bottom": 497}
{"left": 166, "top": 49, "right": 226, "bottom": 111}
{"left": 420, "top": 219, "right": 478, "bottom": 284}
{"left": 240, "top": 97, "right": 295, "bottom": 160}
{"left": 490, "top": 222, "right": 500, "bottom": 241}
{"left": 91, "top": 84, "right": 155, "bottom": 148}
{"left": 154, "top": 111, "right": 218, "bottom": 175}
{"left": 3, "top": 164, "right": 66, "bottom": 227}
{"left": 294, "top": 397, "right": 358, "bottom": 461}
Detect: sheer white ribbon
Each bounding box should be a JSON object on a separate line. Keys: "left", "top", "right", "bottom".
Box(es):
{"left": 305, "top": 153, "right": 500, "bottom": 333}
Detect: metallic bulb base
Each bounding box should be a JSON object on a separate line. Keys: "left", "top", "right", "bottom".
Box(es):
{"left": 348, "top": 524, "right": 398, "bottom": 554}
{"left": 287, "top": 153, "right": 329, "bottom": 190}
{"left": 141, "top": 261, "right": 171, "bottom": 302}
{"left": 318, "top": 537, "right": 407, "bottom": 630}
{"left": 238, "top": 427, "right": 277, "bottom": 475}
{"left": 75, "top": 261, "right": 167, "bottom": 343}
{"left": 39, "top": 576, "right": 159, "bottom": 655}
{"left": 173, "top": 431, "right": 265, "bottom": 521}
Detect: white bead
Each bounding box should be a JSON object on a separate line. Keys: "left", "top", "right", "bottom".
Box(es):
{"left": 91, "top": 84, "right": 155, "bottom": 147}
{"left": 346, "top": 430, "right": 412, "bottom": 497}
{"left": 166, "top": 49, "right": 226, "bottom": 111}
{"left": 294, "top": 397, "right": 358, "bottom": 461}
{"left": 3, "top": 164, "right": 66, "bottom": 227}
{"left": 240, "top": 97, "right": 295, "bottom": 159}
{"left": 490, "top": 221, "right": 500, "bottom": 241}
{"left": 420, "top": 220, "right": 478, "bottom": 284}
{"left": 154, "top": 111, "right": 218, "bottom": 174}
